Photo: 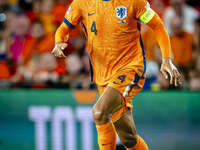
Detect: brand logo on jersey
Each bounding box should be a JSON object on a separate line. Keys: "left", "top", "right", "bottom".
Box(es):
{"left": 88, "top": 12, "right": 97, "bottom": 16}
{"left": 116, "top": 6, "right": 127, "bottom": 20}
{"left": 113, "top": 81, "right": 121, "bottom": 85}
{"left": 67, "top": 6, "right": 71, "bottom": 15}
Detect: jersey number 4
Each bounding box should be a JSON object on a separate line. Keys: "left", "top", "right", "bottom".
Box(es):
{"left": 91, "top": 21, "right": 97, "bottom": 35}
{"left": 118, "top": 75, "right": 126, "bottom": 83}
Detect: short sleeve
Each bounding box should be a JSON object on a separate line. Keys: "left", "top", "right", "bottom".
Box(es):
{"left": 64, "top": 0, "right": 83, "bottom": 29}
{"left": 133, "top": 0, "right": 149, "bottom": 19}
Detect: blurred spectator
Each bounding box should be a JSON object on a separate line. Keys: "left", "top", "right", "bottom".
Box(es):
{"left": 39, "top": 0, "right": 55, "bottom": 34}
{"left": 11, "top": 52, "right": 59, "bottom": 84}
{"left": 26, "top": 0, "right": 41, "bottom": 22}
{"left": 0, "top": 0, "right": 91, "bottom": 89}
{"left": 22, "top": 18, "right": 54, "bottom": 64}
{"left": 163, "top": 0, "right": 199, "bottom": 36}
{"left": 9, "top": 14, "right": 30, "bottom": 65}
{"left": 1, "top": 10, "right": 30, "bottom": 77}
{"left": 170, "top": 15, "right": 194, "bottom": 65}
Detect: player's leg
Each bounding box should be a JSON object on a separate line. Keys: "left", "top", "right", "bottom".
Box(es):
{"left": 114, "top": 110, "right": 148, "bottom": 150}
{"left": 114, "top": 108, "right": 148, "bottom": 150}
{"left": 114, "top": 109, "right": 137, "bottom": 147}
{"left": 93, "top": 86, "right": 123, "bottom": 150}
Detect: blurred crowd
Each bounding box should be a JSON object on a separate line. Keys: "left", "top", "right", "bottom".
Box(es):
{"left": 0, "top": 0, "right": 199, "bottom": 90}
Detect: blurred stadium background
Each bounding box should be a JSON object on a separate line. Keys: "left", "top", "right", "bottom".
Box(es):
{"left": 0, "top": 0, "right": 200, "bottom": 150}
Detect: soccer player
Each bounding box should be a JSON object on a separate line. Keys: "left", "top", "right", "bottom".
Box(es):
{"left": 52, "top": 0, "right": 182, "bottom": 149}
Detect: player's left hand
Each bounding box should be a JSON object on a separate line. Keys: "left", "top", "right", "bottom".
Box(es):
{"left": 160, "top": 57, "right": 182, "bottom": 86}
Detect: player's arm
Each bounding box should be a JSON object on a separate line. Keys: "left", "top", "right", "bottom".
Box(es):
{"left": 52, "top": 23, "right": 72, "bottom": 59}
{"left": 52, "top": 0, "right": 82, "bottom": 59}
{"left": 145, "top": 13, "right": 182, "bottom": 86}
{"left": 136, "top": 0, "right": 182, "bottom": 86}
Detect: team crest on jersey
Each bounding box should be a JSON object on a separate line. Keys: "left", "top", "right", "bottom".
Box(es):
{"left": 116, "top": 6, "right": 127, "bottom": 20}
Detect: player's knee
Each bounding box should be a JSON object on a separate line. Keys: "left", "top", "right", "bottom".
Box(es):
{"left": 92, "top": 106, "right": 110, "bottom": 123}
{"left": 120, "top": 133, "right": 138, "bottom": 148}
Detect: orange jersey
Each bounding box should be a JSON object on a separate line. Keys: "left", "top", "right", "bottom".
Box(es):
{"left": 63, "top": 0, "right": 153, "bottom": 85}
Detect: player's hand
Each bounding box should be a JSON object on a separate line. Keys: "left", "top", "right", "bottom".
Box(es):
{"left": 160, "top": 57, "right": 182, "bottom": 86}
{"left": 52, "top": 41, "right": 67, "bottom": 59}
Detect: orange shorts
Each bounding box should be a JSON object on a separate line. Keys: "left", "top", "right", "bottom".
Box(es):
{"left": 97, "top": 69, "right": 145, "bottom": 123}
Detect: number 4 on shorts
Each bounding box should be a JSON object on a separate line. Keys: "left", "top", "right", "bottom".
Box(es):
{"left": 117, "top": 75, "right": 126, "bottom": 83}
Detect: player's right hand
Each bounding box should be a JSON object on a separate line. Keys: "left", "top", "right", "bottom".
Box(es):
{"left": 52, "top": 41, "right": 67, "bottom": 59}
